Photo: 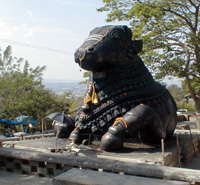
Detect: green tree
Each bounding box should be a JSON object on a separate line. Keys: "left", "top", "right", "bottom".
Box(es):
{"left": 98, "top": 0, "right": 200, "bottom": 112}
{"left": 79, "top": 71, "right": 90, "bottom": 85}
{"left": 57, "top": 91, "right": 82, "bottom": 113}
{"left": 182, "top": 77, "right": 200, "bottom": 99}
{"left": 0, "top": 46, "right": 70, "bottom": 120}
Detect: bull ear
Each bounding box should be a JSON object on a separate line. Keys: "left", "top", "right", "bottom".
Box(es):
{"left": 132, "top": 39, "right": 143, "bottom": 54}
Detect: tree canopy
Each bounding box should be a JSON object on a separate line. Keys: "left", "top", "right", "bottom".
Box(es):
{"left": 0, "top": 46, "right": 73, "bottom": 120}
{"left": 98, "top": 0, "right": 200, "bottom": 112}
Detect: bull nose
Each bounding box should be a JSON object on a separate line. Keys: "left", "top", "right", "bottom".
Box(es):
{"left": 87, "top": 47, "right": 94, "bottom": 52}
{"left": 74, "top": 48, "right": 85, "bottom": 63}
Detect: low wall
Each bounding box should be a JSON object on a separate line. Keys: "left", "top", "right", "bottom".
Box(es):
{"left": 5, "top": 133, "right": 55, "bottom": 142}
{"left": 0, "top": 147, "right": 200, "bottom": 183}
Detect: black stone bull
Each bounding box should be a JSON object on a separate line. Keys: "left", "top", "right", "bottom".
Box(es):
{"left": 55, "top": 25, "right": 177, "bottom": 151}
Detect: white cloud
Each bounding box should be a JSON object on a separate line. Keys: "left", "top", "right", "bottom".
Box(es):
{"left": 13, "top": 24, "right": 34, "bottom": 38}
{"left": 0, "top": 21, "right": 12, "bottom": 37}
{"left": 0, "top": 21, "right": 34, "bottom": 45}
{"left": 27, "top": 11, "right": 33, "bottom": 18}
{"left": 24, "top": 29, "right": 33, "bottom": 38}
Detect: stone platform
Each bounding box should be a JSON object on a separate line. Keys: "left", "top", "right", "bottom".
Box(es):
{"left": 1, "top": 123, "right": 200, "bottom": 184}
{"left": 2, "top": 132, "right": 199, "bottom": 167}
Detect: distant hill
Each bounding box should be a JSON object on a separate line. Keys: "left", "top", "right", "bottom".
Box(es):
{"left": 43, "top": 79, "right": 86, "bottom": 96}
{"left": 43, "top": 77, "right": 181, "bottom": 97}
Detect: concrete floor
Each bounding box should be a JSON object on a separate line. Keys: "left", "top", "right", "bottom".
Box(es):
{"left": 0, "top": 171, "right": 53, "bottom": 185}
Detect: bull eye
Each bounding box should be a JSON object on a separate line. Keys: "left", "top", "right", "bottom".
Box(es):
{"left": 112, "top": 34, "right": 120, "bottom": 40}
{"left": 114, "top": 34, "right": 120, "bottom": 40}
{"left": 111, "top": 31, "right": 121, "bottom": 40}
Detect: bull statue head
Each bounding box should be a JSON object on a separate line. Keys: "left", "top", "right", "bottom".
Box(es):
{"left": 74, "top": 25, "right": 143, "bottom": 72}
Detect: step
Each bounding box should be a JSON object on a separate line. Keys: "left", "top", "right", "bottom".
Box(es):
{"left": 53, "top": 168, "right": 190, "bottom": 185}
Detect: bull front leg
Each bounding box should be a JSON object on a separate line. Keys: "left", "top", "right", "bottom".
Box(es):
{"left": 100, "top": 104, "right": 166, "bottom": 151}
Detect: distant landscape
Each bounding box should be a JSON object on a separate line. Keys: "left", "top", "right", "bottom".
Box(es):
{"left": 43, "top": 77, "right": 182, "bottom": 98}
{"left": 43, "top": 79, "right": 87, "bottom": 97}
{"left": 43, "top": 77, "right": 181, "bottom": 97}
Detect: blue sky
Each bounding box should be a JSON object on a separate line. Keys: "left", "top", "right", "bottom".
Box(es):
{"left": 0, "top": 0, "right": 128, "bottom": 81}
{"left": 0, "top": 0, "right": 181, "bottom": 85}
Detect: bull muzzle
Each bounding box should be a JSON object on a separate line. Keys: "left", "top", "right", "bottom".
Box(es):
{"left": 75, "top": 34, "right": 104, "bottom": 63}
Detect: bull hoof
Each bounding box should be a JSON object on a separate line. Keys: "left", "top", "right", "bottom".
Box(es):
{"left": 69, "top": 129, "right": 80, "bottom": 144}
{"left": 100, "top": 132, "right": 123, "bottom": 151}
{"left": 82, "top": 139, "right": 91, "bottom": 145}
{"left": 54, "top": 123, "right": 74, "bottom": 138}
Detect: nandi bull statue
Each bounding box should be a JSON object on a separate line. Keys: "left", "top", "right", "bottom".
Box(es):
{"left": 56, "top": 25, "right": 177, "bottom": 151}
